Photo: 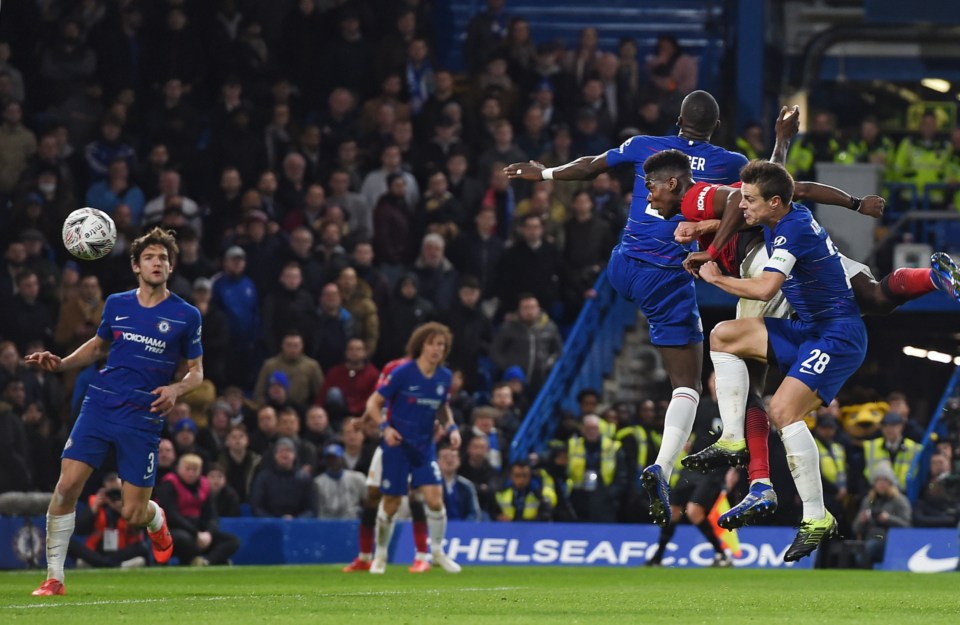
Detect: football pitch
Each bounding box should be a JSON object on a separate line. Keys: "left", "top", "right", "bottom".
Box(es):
{"left": 2, "top": 565, "right": 957, "bottom": 624}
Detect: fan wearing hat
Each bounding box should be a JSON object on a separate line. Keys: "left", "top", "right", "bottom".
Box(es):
{"left": 853, "top": 461, "right": 912, "bottom": 568}
{"left": 863, "top": 412, "right": 921, "bottom": 491}
{"left": 314, "top": 444, "right": 366, "bottom": 520}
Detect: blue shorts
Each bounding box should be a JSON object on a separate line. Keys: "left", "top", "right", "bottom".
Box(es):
{"left": 606, "top": 245, "right": 703, "bottom": 346}
{"left": 764, "top": 316, "right": 867, "bottom": 405}
{"left": 379, "top": 442, "right": 441, "bottom": 496}
{"left": 63, "top": 395, "right": 163, "bottom": 487}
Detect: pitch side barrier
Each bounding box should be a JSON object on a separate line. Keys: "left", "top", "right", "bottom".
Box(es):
{"left": 2, "top": 516, "right": 956, "bottom": 571}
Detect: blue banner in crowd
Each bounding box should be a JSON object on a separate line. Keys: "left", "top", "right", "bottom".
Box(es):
{"left": 880, "top": 527, "right": 959, "bottom": 573}
{"left": 2, "top": 516, "right": 957, "bottom": 571}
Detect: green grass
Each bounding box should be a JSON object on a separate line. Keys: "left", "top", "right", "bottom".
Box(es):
{"left": 2, "top": 565, "right": 957, "bottom": 624}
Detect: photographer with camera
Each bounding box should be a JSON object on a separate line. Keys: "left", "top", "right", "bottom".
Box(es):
{"left": 67, "top": 473, "right": 151, "bottom": 568}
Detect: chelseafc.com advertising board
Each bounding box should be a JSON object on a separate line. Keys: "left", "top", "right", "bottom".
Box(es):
{"left": 1, "top": 516, "right": 956, "bottom": 571}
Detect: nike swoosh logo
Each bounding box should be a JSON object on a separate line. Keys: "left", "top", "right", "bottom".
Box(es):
{"left": 143, "top": 473, "right": 153, "bottom": 480}
{"left": 116, "top": 316, "right": 130, "bottom": 321}
{"left": 798, "top": 370, "right": 815, "bottom": 375}
{"left": 907, "top": 544, "right": 959, "bottom": 573}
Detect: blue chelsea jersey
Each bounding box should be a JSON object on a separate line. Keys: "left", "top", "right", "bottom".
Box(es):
{"left": 605, "top": 135, "right": 748, "bottom": 267}
{"left": 762, "top": 204, "right": 860, "bottom": 323}
{"left": 91, "top": 290, "right": 203, "bottom": 414}
{"left": 378, "top": 359, "right": 452, "bottom": 449}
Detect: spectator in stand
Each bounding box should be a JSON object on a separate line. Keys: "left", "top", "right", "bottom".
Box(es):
{"left": 217, "top": 425, "right": 261, "bottom": 504}
{"left": 464, "top": 0, "right": 508, "bottom": 76}
{"left": 317, "top": 338, "right": 379, "bottom": 421}
{"left": 197, "top": 401, "right": 233, "bottom": 460}
{"left": 249, "top": 437, "right": 318, "bottom": 518}
{"left": 174, "top": 228, "right": 215, "bottom": 286}
{"left": 303, "top": 405, "right": 334, "bottom": 449}
{"left": 853, "top": 462, "right": 912, "bottom": 568}
{"left": 914, "top": 454, "right": 960, "bottom": 527}
{"left": 785, "top": 110, "right": 842, "bottom": 181}
{"left": 350, "top": 241, "right": 390, "bottom": 314}
{"left": 232, "top": 209, "right": 284, "bottom": 298}
{"left": 153, "top": 454, "right": 241, "bottom": 566}
{"left": 337, "top": 266, "right": 379, "bottom": 357}
{"left": 67, "top": 473, "right": 149, "bottom": 569}
{"left": 37, "top": 19, "right": 97, "bottom": 107}
{"left": 328, "top": 169, "right": 373, "bottom": 243}
{"left": 448, "top": 209, "right": 503, "bottom": 304}
{"left": 206, "top": 464, "right": 242, "bottom": 518}
{"left": 282, "top": 227, "right": 325, "bottom": 298}
{"left": 171, "top": 417, "right": 212, "bottom": 468}
{"left": 314, "top": 443, "right": 366, "bottom": 520}
{"left": 272, "top": 407, "right": 318, "bottom": 476}
{"left": 438, "top": 445, "right": 481, "bottom": 521}
{"left": 495, "top": 460, "right": 554, "bottom": 522}
{"left": 445, "top": 150, "right": 483, "bottom": 218}
{"left": 562, "top": 190, "right": 613, "bottom": 320}
{"left": 341, "top": 417, "right": 372, "bottom": 474}
{"left": 735, "top": 122, "right": 765, "bottom": 161}
{"left": 477, "top": 120, "right": 527, "bottom": 189}
{"left": 313, "top": 282, "right": 353, "bottom": 372}
{"left": 441, "top": 276, "right": 493, "bottom": 393}
{"left": 22, "top": 401, "right": 62, "bottom": 492}
{"left": 567, "top": 414, "right": 626, "bottom": 523}
{"left": 261, "top": 266, "right": 319, "bottom": 357}
{"left": 316, "top": 219, "right": 350, "bottom": 283}
{"left": 362, "top": 144, "right": 420, "bottom": 212}
{"left": 189, "top": 278, "right": 228, "bottom": 390}
{"left": 885, "top": 392, "right": 924, "bottom": 442}
{"left": 565, "top": 26, "right": 601, "bottom": 86}
{"left": 496, "top": 215, "right": 561, "bottom": 316}
{"left": 643, "top": 34, "right": 697, "bottom": 120}
{"left": 373, "top": 172, "right": 413, "bottom": 279}
{"left": 156, "top": 438, "right": 177, "bottom": 483}
{"left": 863, "top": 412, "right": 921, "bottom": 492}
{"left": 459, "top": 434, "right": 499, "bottom": 519}
{"left": 85, "top": 157, "right": 144, "bottom": 223}
{"left": 513, "top": 186, "right": 565, "bottom": 249}
{"left": 249, "top": 405, "right": 279, "bottom": 456}
{"left": 0, "top": 101, "right": 37, "bottom": 198}
{"left": 490, "top": 380, "right": 523, "bottom": 446}
{"left": 143, "top": 78, "right": 200, "bottom": 173}
{"left": 466, "top": 406, "right": 505, "bottom": 471}
{"left": 3, "top": 270, "right": 55, "bottom": 353}
{"left": 492, "top": 294, "right": 563, "bottom": 398}
{"left": 83, "top": 116, "right": 136, "bottom": 184}
{"left": 378, "top": 273, "right": 434, "bottom": 364}
{"left": 53, "top": 273, "right": 103, "bottom": 360}
{"left": 212, "top": 246, "right": 259, "bottom": 389}
{"left": 142, "top": 169, "right": 201, "bottom": 233}
{"left": 588, "top": 172, "right": 626, "bottom": 236}
{"left": 892, "top": 110, "right": 951, "bottom": 207}
{"left": 413, "top": 233, "right": 459, "bottom": 315}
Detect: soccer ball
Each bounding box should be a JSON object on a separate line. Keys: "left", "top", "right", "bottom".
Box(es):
{"left": 62, "top": 207, "right": 118, "bottom": 260}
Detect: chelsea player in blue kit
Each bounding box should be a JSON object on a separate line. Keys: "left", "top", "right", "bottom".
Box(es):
{"left": 505, "top": 91, "right": 747, "bottom": 527}
{"left": 26, "top": 228, "right": 204, "bottom": 595}
{"left": 362, "top": 322, "right": 462, "bottom": 574}
{"left": 697, "top": 161, "right": 863, "bottom": 560}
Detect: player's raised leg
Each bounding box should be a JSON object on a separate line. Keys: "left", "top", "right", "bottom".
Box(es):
{"left": 684, "top": 319, "right": 764, "bottom": 471}
{"left": 640, "top": 342, "right": 702, "bottom": 528}
{"left": 931, "top": 252, "right": 960, "bottom": 302}
{"left": 767, "top": 377, "right": 837, "bottom": 561}
{"left": 32, "top": 459, "right": 94, "bottom": 596}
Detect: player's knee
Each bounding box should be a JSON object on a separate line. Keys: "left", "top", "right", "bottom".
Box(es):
{"left": 381, "top": 496, "right": 401, "bottom": 516}
{"left": 686, "top": 503, "right": 705, "bottom": 524}
{"left": 53, "top": 476, "right": 83, "bottom": 506}
{"left": 710, "top": 321, "right": 737, "bottom": 351}
{"left": 121, "top": 501, "right": 148, "bottom": 525}
{"left": 766, "top": 397, "right": 794, "bottom": 429}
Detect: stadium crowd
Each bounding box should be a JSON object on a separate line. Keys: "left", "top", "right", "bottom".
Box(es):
{"left": 1, "top": 0, "right": 958, "bottom": 568}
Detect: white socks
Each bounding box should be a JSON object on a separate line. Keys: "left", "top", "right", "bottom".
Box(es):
{"left": 654, "top": 387, "right": 700, "bottom": 481}
{"left": 146, "top": 500, "right": 164, "bottom": 533}
{"left": 374, "top": 503, "right": 396, "bottom": 560}
{"left": 426, "top": 507, "right": 447, "bottom": 554}
{"left": 780, "top": 421, "right": 826, "bottom": 520}
{"left": 711, "top": 351, "right": 748, "bottom": 443}
{"left": 45, "top": 512, "right": 76, "bottom": 582}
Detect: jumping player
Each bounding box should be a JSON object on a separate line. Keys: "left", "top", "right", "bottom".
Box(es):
{"left": 26, "top": 227, "right": 203, "bottom": 595}
{"left": 364, "top": 322, "right": 461, "bottom": 574}
{"left": 343, "top": 356, "right": 434, "bottom": 573}
{"left": 505, "top": 90, "right": 748, "bottom": 527}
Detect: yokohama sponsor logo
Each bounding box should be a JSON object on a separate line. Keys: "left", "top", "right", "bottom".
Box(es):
{"left": 121, "top": 332, "right": 167, "bottom": 353}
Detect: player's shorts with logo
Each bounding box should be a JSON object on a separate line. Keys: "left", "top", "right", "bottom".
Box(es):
{"left": 606, "top": 244, "right": 703, "bottom": 346}
{"left": 379, "top": 443, "right": 441, "bottom": 495}
{"left": 764, "top": 316, "right": 867, "bottom": 405}
{"left": 63, "top": 393, "right": 163, "bottom": 487}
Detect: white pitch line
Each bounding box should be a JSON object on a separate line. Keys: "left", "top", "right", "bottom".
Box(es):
{"left": 3, "top": 587, "right": 526, "bottom": 610}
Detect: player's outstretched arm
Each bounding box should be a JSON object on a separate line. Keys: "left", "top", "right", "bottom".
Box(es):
{"left": 25, "top": 335, "right": 108, "bottom": 373}
{"left": 150, "top": 356, "right": 203, "bottom": 416}
{"left": 674, "top": 219, "right": 720, "bottom": 244}
{"left": 793, "top": 182, "right": 885, "bottom": 218}
{"left": 504, "top": 154, "right": 610, "bottom": 182}
{"left": 771, "top": 105, "right": 800, "bottom": 165}
{"left": 700, "top": 261, "right": 786, "bottom": 301}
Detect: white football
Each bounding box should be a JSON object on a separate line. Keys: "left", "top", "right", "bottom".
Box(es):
{"left": 62, "top": 207, "right": 118, "bottom": 260}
